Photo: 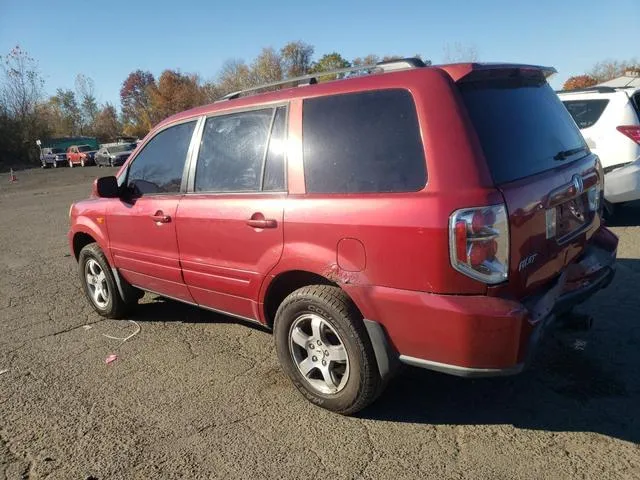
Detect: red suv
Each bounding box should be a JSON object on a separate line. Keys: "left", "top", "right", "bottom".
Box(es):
{"left": 69, "top": 59, "right": 618, "bottom": 414}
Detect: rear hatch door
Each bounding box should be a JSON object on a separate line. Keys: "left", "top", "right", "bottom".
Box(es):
{"left": 458, "top": 69, "right": 603, "bottom": 298}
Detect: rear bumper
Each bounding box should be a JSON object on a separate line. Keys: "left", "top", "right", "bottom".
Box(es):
{"left": 604, "top": 159, "right": 640, "bottom": 203}
{"left": 352, "top": 227, "right": 618, "bottom": 377}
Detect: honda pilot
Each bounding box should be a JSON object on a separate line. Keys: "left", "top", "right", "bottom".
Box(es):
{"left": 68, "top": 59, "right": 618, "bottom": 414}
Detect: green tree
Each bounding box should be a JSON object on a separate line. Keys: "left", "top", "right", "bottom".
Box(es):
{"left": 311, "top": 52, "right": 351, "bottom": 81}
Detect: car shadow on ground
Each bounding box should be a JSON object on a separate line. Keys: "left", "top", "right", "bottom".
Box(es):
{"left": 361, "top": 258, "right": 640, "bottom": 444}
{"left": 605, "top": 200, "right": 640, "bottom": 227}
{"left": 125, "top": 260, "right": 639, "bottom": 444}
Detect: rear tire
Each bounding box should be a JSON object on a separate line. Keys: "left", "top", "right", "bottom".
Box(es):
{"left": 274, "top": 285, "right": 382, "bottom": 415}
{"left": 78, "top": 243, "right": 138, "bottom": 319}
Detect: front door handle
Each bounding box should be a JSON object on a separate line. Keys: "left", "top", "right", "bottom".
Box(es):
{"left": 246, "top": 218, "right": 277, "bottom": 229}
{"left": 152, "top": 211, "right": 171, "bottom": 224}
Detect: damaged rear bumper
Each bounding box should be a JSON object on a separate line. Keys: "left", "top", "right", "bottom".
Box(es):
{"left": 367, "top": 228, "right": 618, "bottom": 378}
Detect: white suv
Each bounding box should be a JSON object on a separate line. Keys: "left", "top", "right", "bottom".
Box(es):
{"left": 558, "top": 84, "right": 640, "bottom": 214}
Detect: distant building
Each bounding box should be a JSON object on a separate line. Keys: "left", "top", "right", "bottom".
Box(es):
{"left": 596, "top": 70, "right": 640, "bottom": 88}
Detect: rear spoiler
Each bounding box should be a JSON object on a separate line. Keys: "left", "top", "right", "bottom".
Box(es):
{"left": 438, "top": 63, "right": 557, "bottom": 83}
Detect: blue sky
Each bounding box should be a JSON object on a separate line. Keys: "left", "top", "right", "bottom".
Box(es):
{"left": 1, "top": 0, "right": 638, "bottom": 109}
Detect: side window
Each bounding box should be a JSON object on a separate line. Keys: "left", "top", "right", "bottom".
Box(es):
{"left": 195, "top": 109, "right": 272, "bottom": 192}
{"left": 263, "top": 106, "right": 287, "bottom": 191}
{"left": 302, "top": 89, "right": 427, "bottom": 193}
{"left": 562, "top": 99, "right": 609, "bottom": 129}
{"left": 127, "top": 120, "right": 196, "bottom": 196}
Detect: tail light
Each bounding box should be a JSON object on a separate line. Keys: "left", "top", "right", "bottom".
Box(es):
{"left": 616, "top": 125, "right": 640, "bottom": 145}
{"left": 449, "top": 205, "right": 509, "bottom": 284}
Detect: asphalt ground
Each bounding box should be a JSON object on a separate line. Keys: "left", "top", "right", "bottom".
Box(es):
{"left": 1, "top": 167, "right": 639, "bottom": 479}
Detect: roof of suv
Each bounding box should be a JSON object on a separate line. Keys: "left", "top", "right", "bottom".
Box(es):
{"left": 158, "top": 61, "right": 556, "bottom": 129}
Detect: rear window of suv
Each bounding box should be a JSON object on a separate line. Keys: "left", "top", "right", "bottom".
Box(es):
{"left": 302, "top": 89, "right": 426, "bottom": 193}
{"left": 460, "top": 79, "right": 586, "bottom": 185}
{"left": 562, "top": 99, "right": 609, "bottom": 129}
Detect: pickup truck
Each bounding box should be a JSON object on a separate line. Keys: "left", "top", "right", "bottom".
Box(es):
{"left": 67, "top": 145, "right": 97, "bottom": 167}
{"left": 40, "top": 148, "right": 67, "bottom": 168}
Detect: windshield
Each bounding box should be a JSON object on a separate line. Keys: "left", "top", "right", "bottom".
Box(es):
{"left": 78, "top": 145, "right": 92, "bottom": 152}
{"left": 51, "top": 148, "right": 64, "bottom": 154}
{"left": 109, "top": 144, "right": 134, "bottom": 154}
{"left": 459, "top": 79, "right": 586, "bottom": 184}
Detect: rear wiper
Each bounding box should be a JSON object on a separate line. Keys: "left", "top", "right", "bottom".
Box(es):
{"left": 554, "top": 146, "right": 588, "bottom": 161}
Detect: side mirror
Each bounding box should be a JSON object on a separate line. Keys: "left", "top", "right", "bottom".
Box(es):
{"left": 95, "top": 176, "right": 120, "bottom": 198}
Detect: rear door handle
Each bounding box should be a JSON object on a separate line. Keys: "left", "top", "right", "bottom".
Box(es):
{"left": 246, "top": 218, "right": 277, "bottom": 229}
{"left": 152, "top": 211, "right": 171, "bottom": 224}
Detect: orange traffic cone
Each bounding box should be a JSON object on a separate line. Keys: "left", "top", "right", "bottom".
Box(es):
{"left": 8, "top": 168, "right": 17, "bottom": 183}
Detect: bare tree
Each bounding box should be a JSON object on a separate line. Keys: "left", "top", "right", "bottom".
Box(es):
{"left": 217, "top": 59, "right": 252, "bottom": 96}
{"left": 75, "top": 74, "right": 98, "bottom": 133}
{"left": 280, "top": 41, "right": 314, "bottom": 78}
{"left": 251, "top": 47, "right": 283, "bottom": 85}
{"left": 0, "top": 46, "right": 44, "bottom": 120}
{"left": 442, "top": 42, "right": 479, "bottom": 63}
{"left": 589, "top": 59, "right": 640, "bottom": 82}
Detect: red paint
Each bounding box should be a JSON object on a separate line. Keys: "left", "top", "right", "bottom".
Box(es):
{"left": 69, "top": 62, "right": 618, "bottom": 373}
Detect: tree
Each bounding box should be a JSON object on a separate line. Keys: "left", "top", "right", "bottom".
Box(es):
{"left": 75, "top": 74, "right": 98, "bottom": 134}
{"left": 149, "top": 69, "right": 204, "bottom": 123}
{"left": 217, "top": 59, "right": 252, "bottom": 96}
{"left": 562, "top": 75, "right": 598, "bottom": 91}
{"left": 251, "top": 47, "right": 283, "bottom": 85}
{"left": 589, "top": 59, "right": 640, "bottom": 82}
{"left": 280, "top": 41, "right": 314, "bottom": 78}
{"left": 93, "top": 103, "right": 121, "bottom": 142}
{"left": 442, "top": 42, "right": 479, "bottom": 62}
{"left": 311, "top": 52, "right": 350, "bottom": 81}
{"left": 0, "top": 45, "right": 47, "bottom": 165}
{"left": 120, "top": 70, "right": 155, "bottom": 137}
{"left": 48, "top": 89, "right": 81, "bottom": 136}
{"left": 352, "top": 54, "right": 380, "bottom": 67}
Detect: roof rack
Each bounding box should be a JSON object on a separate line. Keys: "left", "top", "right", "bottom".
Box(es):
{"left": 557, "top": 86, "right": 617, "bottom": 94}
{"left": 218, "top": 57, "right": 426, "bottom": 101}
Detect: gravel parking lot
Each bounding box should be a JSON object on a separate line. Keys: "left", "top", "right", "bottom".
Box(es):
{"left": 1, "top": 167, "right": 639, "bottom": 479}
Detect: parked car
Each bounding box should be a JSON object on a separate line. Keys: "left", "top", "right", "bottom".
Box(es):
{"left": 69, "top": 59, "right": 618, "bottom": 414}
{"left": 558, "top": 85, "right": 640, "bottom": 214}
{"left": 67, "top": 144, "right": 97, "bottom": 167}
{"left": 94, "top": 143, "right": 136, "bottom": 167}
{"left": 40, "top": 147, "right": 67, "bottom": 168}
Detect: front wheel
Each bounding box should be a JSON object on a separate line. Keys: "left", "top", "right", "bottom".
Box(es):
{"left": 69, "top": 160, "right": 73, "bottom": 168}
{"left": 81, "top": 159, "right": 85, "bottom": 167}
{"left": 78, "top": 243, "right": 138, "bottom": 318}
{"left": 274, "top": 285, "right": 382, "bottom": 415}
{"left": 53, "top": 161, "right": 58, "bottom": 168}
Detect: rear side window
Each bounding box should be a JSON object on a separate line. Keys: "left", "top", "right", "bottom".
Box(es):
{"left": 460, "top": 80, "right": 586, "bottom": 185}
{"left": 303, "top": 89, "right": 426, "bottom": 193}
{"left": 263, "top": 106, "right": 287, "bottom": 191}
{"left": 562, "top": 99, "right": 609, "bottom": 129}
{"left": 127, "top": 120, "right": 196, "bottom": 195}
{"left": 195, "top": 109, "right": 273, "bottom": 192}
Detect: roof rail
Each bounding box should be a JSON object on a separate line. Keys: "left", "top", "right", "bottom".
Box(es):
{"left": 218, "top": 57, "right": 426, "bottom": 101}
{"left": 557, "top": 86, "right": 617, "bottom": 94}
